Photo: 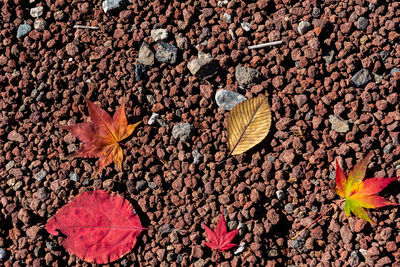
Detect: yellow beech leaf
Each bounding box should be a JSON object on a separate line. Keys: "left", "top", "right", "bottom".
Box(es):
{"left": 227, "top": 94, "right": 272, "bottom": 155}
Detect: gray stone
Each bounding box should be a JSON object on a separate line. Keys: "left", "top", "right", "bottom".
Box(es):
{"left": 187, "top": 57, "right": 218, "bottom": 79}
{"left": 391, "top": 67, "right": 400, "bottom": 77}
{"left": 46, "top": 241, "right": 56, "bottom": 250}
{"left": 312, "top": 7, "right": 321, "bottom": 18}
{"left": 136, "top": 180, "right": 147, "bottom": 191}
{"left": 322, "top": 49, "right": 335, "bottom": 64}
{"left": 102, "top": 0, "right": 127, "bottom": 13}
{"left": 215, "top": 89, "right": 247, "bottom": 110}
{"left": 148, "top": 113, "right": 159, "bottom": 125}
{"left": 172, "top": 122, "right": 193, "bottom": 142}
{"left": 241, "top": 21, "right": 251, "bottom": 32}
{"left": 34, "top": 169, "right": 47, "bottom": 182}
{"left": 13, "top": 181, "right": 23, "bottom": 191}
{"left": 151, "top": 28, "right": 168, "bottom": 42}
{"left": 284, "top": 203, "right": 294, "bottom": 214}
{"left": 297, "top": 21, "right": 311, "bottom": 35}
{"left": 69, "top": 172, "right": 78, "bottom": 182}
{"left": 155, "top": 42, "right": 178, "bottom": 64}
{"left": 223, "top": 13, "right": 232, "bottom": 23}
{"left": 138, "top": 42, "right": 155, "bottom": 66}
{"left": 379, "top": 50, "right": 389, "bottom": 61}
{"left": 192, "top": 150, "right": 203, "bottom": 164}
{"left": 235, "top": 65, "right": 262, "bottom": 88}
{"left": 290, "top": 237, "right": 305, "bottom": 251}
{"left": 356, "top": 17, "right": 368, "bottom": 30}
{"left": 329, "top": 115, "right": 350, "bottom": 133}
{"left": 351, "top": 69, "right": 371, "bottom": 87}
{"left": 17, "top": 22, "right": 31, "bottom": 38}
{"left": 82, "top": 179, "right": 89, "bottom": 185}
{"left": 30, "top": 6, "right": 43, "bottom": 18}
{"left": 134, "top": 64, "right": 146, "bottom": 81}
{"left": 276, "top": 190, "right": 285, "bottom": 200}
{"left": 0, "top": 248, "right": 6, "bottom": 260}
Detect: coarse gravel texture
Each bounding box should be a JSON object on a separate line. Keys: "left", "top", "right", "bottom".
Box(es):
{"left": 1, "top": 0, "right": 400, "bottom": 266}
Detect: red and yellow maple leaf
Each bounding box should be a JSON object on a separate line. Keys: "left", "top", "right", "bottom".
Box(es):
{"left": 63, "top": 97, "right": 140, "bottom": 177}
{"left": 203, "top": 214, "right": 239, "bottom": 266}
{"left": 335, "top": 152, "right": 398, "bottom": 223}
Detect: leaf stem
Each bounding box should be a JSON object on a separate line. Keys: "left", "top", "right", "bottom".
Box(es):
{"left": 291, "top": 199, "right": 345, "bottom": 240}
{"left": 215, "top": 249, "right": 219, "bottom": 267}
{"left": 120, "top": 143, "right": 166, "bottom": 165}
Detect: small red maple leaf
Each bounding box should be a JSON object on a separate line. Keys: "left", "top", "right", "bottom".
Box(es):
{"left": 203, "top": 214, "right": 239, "bottom": 266}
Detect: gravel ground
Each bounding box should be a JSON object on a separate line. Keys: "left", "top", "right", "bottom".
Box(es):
{"left": 1, "top": 0, "right": 400, "bottom": 266}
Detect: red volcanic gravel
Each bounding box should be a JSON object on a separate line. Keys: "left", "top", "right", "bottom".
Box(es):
{"left": 1, "top": 0, "right": 400, "bottom": 266}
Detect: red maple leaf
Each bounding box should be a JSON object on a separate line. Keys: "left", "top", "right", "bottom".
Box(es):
{"left": 46, "top": 190, "right": 145, "bottom": 264}
{"left": 62, "top": 97, "right": 140, "bottom": 177}
{"left": 203, "top": 214, "right": 239, "bottom": 266}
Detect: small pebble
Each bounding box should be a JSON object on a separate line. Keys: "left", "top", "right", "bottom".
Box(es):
{"left": 187, "top": 57, "right": 217, "bottom": 79}
{"left": 351, "top": 69, "right": 371, "bottom": 87}
{"left": 151, "top": 28, "right": 168, "bottom": 42}
{"left": 276, "top": 190, "right": 285, "bottom": 200}
{"left": 30, "top": 6, "right": 44, "bottom": 18}
{"left": 192, "top": 150, "right": 203, "bottom": 164}
{"left": 297, "top": 21, "right": 311, "bottom": 35}
{"left": 136, "top": 180, "right": 147, "bottom": 191}
{"left": 138, "top": 42, "right": 155, "bottom": 66}
{"left": 69, "top": 172, "right": 78, "bottom": 182}
{"left": 241, "top": 21, "right": 251, "bottom": 32}
{"left": 148, "top": 113, "right": 159, "bottom": 125}
{"left": 172, "top": 122, "right": 193, "bottom": 142}
{"left": 17, "top": 22, "right": 32, "bottom": 38}
{"left": 223, "top": 13, "right": 232, "bottom": 23}
{"left": 322, "top": 50, "right": 335, "bottom": 65}
{"left": 379, "top": 50, "right": 389, "bottom": 61}
{"left": 215, "top": 89, "right": 247, "bottom": 110}
{"left": 135, "top": 64, "right": 146, "bottom": 81}
{"left": 234, "top": 242, "right": 246, "bottom": 255}
{"left": 329, "top": 115, "right": 350, "bottom": 133}
{"left": 285, "top": 203, "right": 294, "bottom": 214}
{"left": 356, "top": 17, "right": 368, "bottom": 30}
{"left": 5, "top": 161, "right": 15, "bottom": 171}
{"left": 312, "top": 7, "right": 321, "bottom": 18}
{"left": 0, "top": 248, "right": 6, "bottom": 260}
{"left": 34, "top": 169, "right": 47, "bottom": 182}
{"left": 235, "top": 65, "right": 262, "bottom": 88}
{"left": 148, "top": 182, "right": 157, "bottom": 189}
{"left": 155, "top": 42, "right": 178, "bottom": 64}
{"left": 46, "top": 241, "right": 56, "bottom": 250}
{"left": 102, "top": 0, "right": 127, "bottom": 13}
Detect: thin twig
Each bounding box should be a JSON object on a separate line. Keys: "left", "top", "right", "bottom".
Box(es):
{"left": 291, "top": 199, "right": 345, "bottom": 240}
{"left": 248, "top": 40, "right": 283, "bottom": 50}
{"left": 73, "top": 25, "right": 100, "bottom": 30}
